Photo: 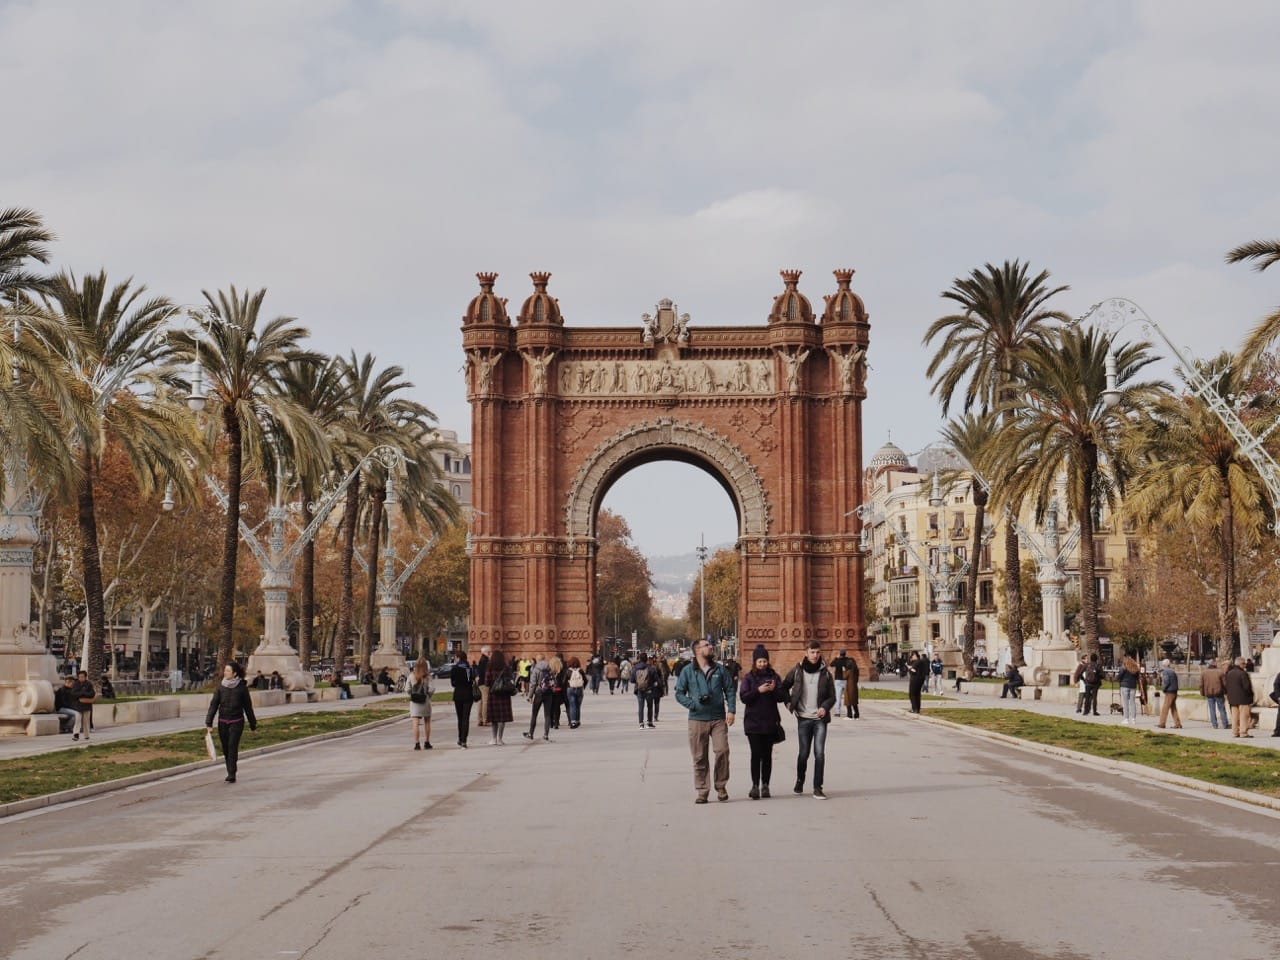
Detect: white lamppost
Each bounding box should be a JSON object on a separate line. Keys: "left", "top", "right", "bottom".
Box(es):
{"left": 696, "top": 534, "right": 709, "bottom": 643}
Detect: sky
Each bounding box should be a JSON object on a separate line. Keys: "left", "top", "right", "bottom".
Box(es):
{"left": 6, "top": 0, "right": 1280, "bottom": 558}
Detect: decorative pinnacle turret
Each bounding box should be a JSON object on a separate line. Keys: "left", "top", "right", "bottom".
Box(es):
{"left": 476, "top": 272, "right": 498, "bottom": 291}
{"left": 530, "top": 272, "right": 552, "bottom": 291}
{"left": 833, "top": 268, "right": 855, "bottom": 287}
{"left": 780, "top": 269, "right": 802, "bottom": 286}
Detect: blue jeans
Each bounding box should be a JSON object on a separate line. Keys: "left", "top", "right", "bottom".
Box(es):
{"left": 566, "top": 687, "right": 583, "bottom": 724}
{"left": 1120, "top": 686, "right": 1138, "bottom": 722}
{"left": 637, "top": 692, "right": 654, "bottom": 724}
{"left": 795, "top": 716, "right": 828, "bottom": 790}
{"left": 1206, "top": 695, "right": 1228, "bottom": 728}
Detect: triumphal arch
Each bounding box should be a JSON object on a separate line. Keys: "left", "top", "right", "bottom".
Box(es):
{"left": 462, "top": 269, "right": 871, "bottom": 668}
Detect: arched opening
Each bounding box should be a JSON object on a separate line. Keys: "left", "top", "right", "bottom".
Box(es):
{"left": 595, "top": 459, "right": 739, "bottom": 660}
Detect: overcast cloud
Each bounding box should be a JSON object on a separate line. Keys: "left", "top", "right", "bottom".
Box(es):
{"left": 5, "top": 0, "right": 1279, "bottom": 557}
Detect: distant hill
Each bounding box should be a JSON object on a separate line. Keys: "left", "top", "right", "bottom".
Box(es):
{"left": 648, "top": 543, "right": 735, "bottom": 593}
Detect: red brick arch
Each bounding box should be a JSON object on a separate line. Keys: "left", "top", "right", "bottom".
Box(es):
{"left": 462, "top": 270, "right": 872, "bottom": 669}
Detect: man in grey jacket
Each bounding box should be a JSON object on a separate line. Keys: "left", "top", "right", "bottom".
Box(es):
{"left": 674, "top": 639, "right": 737, "bottom": 804}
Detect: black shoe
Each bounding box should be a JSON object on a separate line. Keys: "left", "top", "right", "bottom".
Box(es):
{"left": 647, "top": 722, "right": 655, "bottom": 728}
{"left": 225, "top": 775, "right": 236, "bottom": 783}
{"left": 761, "top": 785, "right": 771, "bottom": 798}
{"left": 794, "top": 780, "right": 804, "bottom": 794}
{"left": 414, "top": 743, "right": 421, "bottom": 750}
{"left": 543, "top": 734, "right": 550, "bottom": 741}
{"left": 423, "top": 742, "right": 432, "bottom": 749}
{"left": 748, "top": 785, "right": 760, "bottom": 800}
{"left": 523, "top": 731, "right": 533, "bottom": 740}
{"left": 813, "top": 787, "right": 826, "bottom": 800}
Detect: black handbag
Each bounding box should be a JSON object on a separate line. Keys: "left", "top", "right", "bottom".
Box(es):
{"left": 771, "top": 724, "right": 786, "bottom": 745}
{"left": 491, "top": 672, "right": 516, "bottom": 697}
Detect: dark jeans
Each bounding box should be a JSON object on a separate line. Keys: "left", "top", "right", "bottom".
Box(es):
{"left": 454, "top": 697, "right": 472, "bottom": 744}
{"left": 1001, "top": 682, "right": 1022, "bottom": 698}
{"left": 746, "top": 732, "right": 775, "bottom": 786}
{"left": 217, "top": 719, "right": 244, "bottom": 777}
{"left": 528, "top": 692, "right": 552, "bottom": 736}
{"left": 589, "top": 674, "right": 601, "bottom": 694}
{"left": 796, "top": 717, "right": 827, "bottom": 789}
{"left": 550, "top": 691, "right": 564, "bottom": 728}
{"left": 566, "top": 687, "right": 583, "bottom": 724}
{"left": 1082, "top": 684, "right": 1100, "bottom": 714}
{"left": 637, "top": 692, "right": 654, "bottom": 724}
{"left": 652, "top": 694, "right": 662, "bottom": 720}
{"left": 908, "top": 681, "right": 924, "bottom": 713}
{"left": 607, "top": 678, "right": 617, "bottom": 693}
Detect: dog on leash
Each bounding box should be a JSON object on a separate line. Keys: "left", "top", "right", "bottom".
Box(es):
{"left": 1109, "top": 702, "right": 1124, "bottom": 714}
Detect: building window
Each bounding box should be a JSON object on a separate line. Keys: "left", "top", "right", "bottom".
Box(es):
{"left": 980, "top": 544, "right": 992, "bottom": 570}
{"left": 1095, "top": 577, "right": 1109, "bottom": 603}
{"left": 452, "top": 484, "right": 461, "bottom": 497}
{"left": 1093, "top": 539, "right": 1108, "bottom": 566}
{"left": 1127, "top": 539, "right": 1140, "bottom": 562}
{"left": 979, "top": 580, "right": 994, "bottom": 608}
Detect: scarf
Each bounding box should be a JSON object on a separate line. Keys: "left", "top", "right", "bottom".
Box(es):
{"left": 221, "top": 678, "right": 241, "bottom": 689}
{"left": 801, "top": 658, "right": 824, "bottom": 674}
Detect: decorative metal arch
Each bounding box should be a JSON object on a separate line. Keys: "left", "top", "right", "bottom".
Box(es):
{"left": 564, "top": 418, "right": 771, "bottom": 542}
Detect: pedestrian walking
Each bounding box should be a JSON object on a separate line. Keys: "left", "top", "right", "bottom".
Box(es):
{"left": 906, "top": 652, "right": 927, "bottom": 714}
{"left": 620, "top": 657, "right": 633, "bottom": 694}
{"left": 1199, "top": 658, "right": 1228, "bottom": 730}
{"left": 1079, "top": 654, "right": 1103, "bottom": 715}
{"left": 604, "top": 658, "right": 619, "bottom": 693}
{"left": 70, "top": 670, "right": 96, "bottom": 741}
{"left": 830, "top": 649, "right": 852, "bottom": 718}
{"left": 843, "top": 655, "right": 860, "bottom": 718}
{"left": 565, "top": 657, "right": 586, "bottom": 728}
{"left": 476, "top": 645, "right": 491, "bottom": 728}
{"left": 450, "top": 650, "right": 476, "bottom": 748}
{"left": 1224, "top": 657, "right": 1255, "bottom": 738}
{"left": 486, "top": 650, "right": 515, "bottom": 744}
{"left": 652, "top": 658, "right": 669, "bottom": 722}
{"left": 548, "top": 655, "right": 566, "bottom": 730}
{"left": 1155, "top": 659, "right": 1182, "bottom": 729}
{"left": 738, "top": 644, "right": 785, "bottom": 799}
{"left": 588, "top": 654, "right": 603, "bottom": 695}
{"left": 673, "top": 638, "right": 736, "bottom": 803}
{"left": 1116, "top": 655, "right": 1141, "bottom": 724}
{"left": 929, "top": 653, "right": 944, "bottom": 695}
{"left": 523, "top": 656, "right": 555, "bottom": 741}
{"left": 407, "top": 659, "right": 434, "bottom": 750}
{"left": 204, "top": 662, "right": 257, "bottom": 782}
{"left": 781, "top": 640, "right": 836, "bottom": 799}
{"left": 632, "top": 653, "right": 658, "bottom": 728}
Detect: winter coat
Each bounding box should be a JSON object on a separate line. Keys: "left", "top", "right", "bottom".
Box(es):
{"left": 1223, "top": 665, "right": 1254, "bottom": 707}
{"left": 205, "top": 679, "right": 257, "bottom": 728}
{"left": 674, "top": 661, "right": 737, "bottom": 721}
{"left": 450, "top": 662, "right": 476, "bottom": 702}
{"left": 1199, "top": 665, "right": 1225, "bottom": 698}
{"left": 782, "top": 660, "right": 837, "bottom": 721}
{"left": 738, "top": 668, "right": 785, "bottom": 736}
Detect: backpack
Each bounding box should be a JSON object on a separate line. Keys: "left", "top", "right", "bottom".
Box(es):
{"left": 568, "top": 667, "right": 585, "bottom": 689}
{"left": 1084, "top": 662, "right": 1100, "bottom": 685}
{"left": 537, "top": 666, "right": 555, "bottom": 695}
{"left": 620, "top": 662, "right": 632, "bottom": 680}
{"left": 634, "top": 665, "right": 653, "bottom": 692}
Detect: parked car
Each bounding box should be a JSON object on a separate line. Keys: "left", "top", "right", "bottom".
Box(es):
{"left": 431, "top": 663, "right": 454, "bottom": 679}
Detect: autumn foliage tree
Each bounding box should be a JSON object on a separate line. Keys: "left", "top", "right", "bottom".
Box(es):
{"left": 595, "top": 510, "right": 654, "bottom": 643}
{"left": 686, "top": 547, "right": 739, "bottom": 639}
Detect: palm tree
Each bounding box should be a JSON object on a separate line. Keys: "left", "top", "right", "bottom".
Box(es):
{"left": 1122, "top": 353, "right": 1271, "bottom": 659}
{"left": 278, "top": 356, "right": 350, "bottom": 668}
{"left": 1226, "top": 240, "right": 1280, "bottom": 367}
{"left": 170, "top": 287, "right": 323, "bottom": 673}
{"left": 995, "top": 325, "right": 1166, "bottom": 655}
{"left": 0, "top": 209, "right": 82, "bottom": 500}
{"left": 940, "top": 412, "right": 998, "bottom": 677}
{"left": 43, "top": 270, "right": 201, "bottom": 679}
{"left": 922, "top": 260, "right": 1070, "bottom": 665}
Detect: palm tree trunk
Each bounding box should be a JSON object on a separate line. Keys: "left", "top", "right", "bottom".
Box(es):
{"left": 1217, "top": 483, "right": 1236, "bottom": 661}
{"left": 361, "top": 486, "right": 386, "bottom": 671}
{"left": 963, "top": 492, "right": 986, "bottom": 677}
{"left": 1079, "top": 443, "right": 1099, "bottom": 656}
{"left": 217, "top": 410, "right": 243, "bottom": 674}
{"left": 299, "top": 501, "right": 315, "bottom": 668}
{"left": 77, "top": 456, "right": 107, "bottom": 679}
{"left": 337, "top": 477, "right": 359, "bottom": 665}
{"left": 1003, "top": 523, "right": 1025, "bottom": 665}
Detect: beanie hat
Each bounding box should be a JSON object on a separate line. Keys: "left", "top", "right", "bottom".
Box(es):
{"left": 752, "top": 644, "right": 769, "bottom": 662}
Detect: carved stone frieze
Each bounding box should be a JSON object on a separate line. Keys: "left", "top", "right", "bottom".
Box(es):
{"left": 557, "top": 357, "right": 774, "bottom": 398}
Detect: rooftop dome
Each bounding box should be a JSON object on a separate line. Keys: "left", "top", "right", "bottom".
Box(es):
{"left": 820, "top": 268, "right": 868, "bottom": 325}
{"left": 868, "top": 439, "right": 911, "bottom": 475}
{"left": 463, "top": 272, "right": 510, "bottom": 326}
{"left": 767, "top": 269, "right": 814, "bottom": 324}
{"left": 517, "top": 272, "right": 563, "bottom": 326}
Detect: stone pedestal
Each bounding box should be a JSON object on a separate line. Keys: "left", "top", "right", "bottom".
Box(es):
{"left": 1254, "top": 635, "right": 1280, "bottom": 706}
{"left": 369, "top": 604, "right": 408, "bottom": 680}
{"left": 1, "top": 466, "right": 60, "bottom": 736}
{"left": 1025, "top": 631, "right": 1080, "bottom": 689}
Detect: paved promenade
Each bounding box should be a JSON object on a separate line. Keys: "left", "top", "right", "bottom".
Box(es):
{"left": 2, "top": 683, "right": 1278, "bottom": 959}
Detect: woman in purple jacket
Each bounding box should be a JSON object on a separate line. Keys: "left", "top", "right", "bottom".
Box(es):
{"left": 738, "top": 644, "right": 786, "bottom": 800}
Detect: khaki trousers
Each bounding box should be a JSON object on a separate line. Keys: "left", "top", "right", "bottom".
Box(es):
{"left": 1158, "top": 692, "right": 1180, "bottom": 727}
{"left": 478, "top": 684, "right": 490, "bottom": 725}
{"left": 688, "top": 718, "right": 730, "bottom": 798}
{"left": 1231, "top": 703, "right": 1252, "bottom": 737}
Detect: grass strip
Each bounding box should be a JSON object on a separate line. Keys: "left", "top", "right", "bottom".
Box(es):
{"left": 933, "top": 708, "right": 1280, "bottom": 798}
{"left": 0, "top": 706, "right": 403, "bottom": 804}
{"left": 859, "top": 688, "right": 946, "bottom": 701}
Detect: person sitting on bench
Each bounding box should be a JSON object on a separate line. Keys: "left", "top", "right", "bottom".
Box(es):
{"left": 1000, "top": 664, "right": 1024, "bottom": 699}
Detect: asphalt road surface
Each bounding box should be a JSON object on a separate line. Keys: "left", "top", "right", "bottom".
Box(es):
{"left": 2, "top": 692, "right": 1278, "bottom": 960}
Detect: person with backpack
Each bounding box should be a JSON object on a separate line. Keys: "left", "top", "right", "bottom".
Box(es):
{"left": 407, "top": 659, "right": 434, "bottom": 750}
{"left": 1079, "top": 653, "right": 1103, "bottom": 716}
{"left": 522, "top": 656, "right": 555, "bottom": 742}
{"left": 619, "top": 657, "right": 633, "bottom": 694}
{"left": 449, "top": 650, "right": 477, "bottom": 748}
{"left": 651, "top": 658, "right": 670, "bottom": 722}
{"left": 633, "top": 653, "right": 658, "bottom": 728}
{"left": 548, "top": 655, "right": 566, "bottom": 730}
{"left": 929, "top": 654, "right": 944, "bottom": 695}
{"left": 781, "top": 640, "right": 837, "bottom": 799}
{"left": 485, "top": 650, "right": 515, "bottom": 745}
{"left": 564, "top": 657, "right": 587, "bottom": 729}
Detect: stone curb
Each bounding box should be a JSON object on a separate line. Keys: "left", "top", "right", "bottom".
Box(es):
{"left": 911, "top": 709, "right": 1280, "bottom": 816}
{"left": 0, "top": 714, "right": 406, "bottom": 820}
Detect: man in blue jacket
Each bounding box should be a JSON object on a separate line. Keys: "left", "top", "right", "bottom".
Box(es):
{"left": 674, "top": 638, "right": 737, "bottom": 804}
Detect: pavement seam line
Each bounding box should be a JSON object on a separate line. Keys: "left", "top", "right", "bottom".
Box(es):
{"left": 0, "top": 714, "right": 407, "bottom": 820}
{"left": 912, "top": 710, "right": 1280, "bottom": 816}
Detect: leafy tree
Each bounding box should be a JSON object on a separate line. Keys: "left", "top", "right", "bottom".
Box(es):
{"left": 595, "top": 510, "right": 654, "bottom": 642}
{"left": 686, "top": 547, "right": 739, "bottom": 639}
{"left": 996, "top": 559, "right": 1042, "bottom": 644}
{"left": 923, "top": 260, "right": 1070, "bottom": 665}
{"left": 401, "top": 518, "right": 468, "bottom": 652}
{"left": 1227, "top": 239, "right": 1280, "bottom": 368}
